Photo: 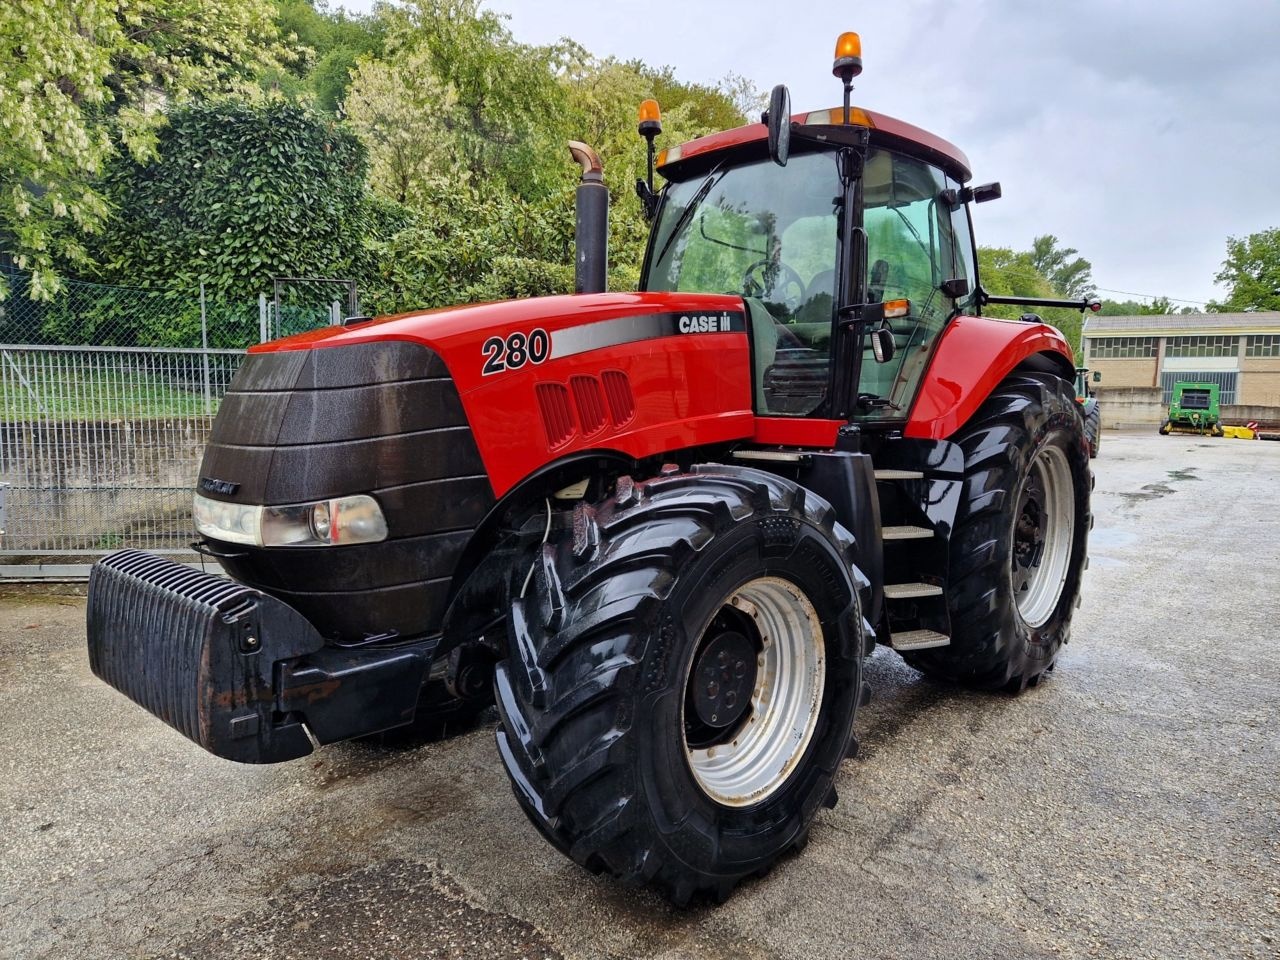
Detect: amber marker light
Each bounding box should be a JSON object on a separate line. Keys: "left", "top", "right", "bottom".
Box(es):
{"left": 638, "top": 98, "right": 662, "bottom": 137}
{"left": 833, "top": 32, "right": 863, "bottom": 80}
{"left": 883, "top": 298, "right": 910, "bottom": 319}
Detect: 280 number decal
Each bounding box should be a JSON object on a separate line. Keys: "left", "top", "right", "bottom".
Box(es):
{"left": 482, "top": 328, "right": 550, "bottom": 375}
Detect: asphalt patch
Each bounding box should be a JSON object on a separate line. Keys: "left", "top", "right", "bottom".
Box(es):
{"left": 167, "top": 859, "right": 563, "bottom": 960}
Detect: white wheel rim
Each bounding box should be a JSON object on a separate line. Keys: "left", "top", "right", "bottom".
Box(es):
{"left": 1012, "top": 445, "right": 1075, "bottom": 628}
{"left": 683, "top": 577, "right": 826, "bottom": 807}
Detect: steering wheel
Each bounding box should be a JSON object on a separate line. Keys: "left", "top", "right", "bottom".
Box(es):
{"left": 743, "top": 260, "right": 807, "bottom": 313}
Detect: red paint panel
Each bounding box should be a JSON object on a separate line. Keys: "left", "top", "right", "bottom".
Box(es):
{"left": 905, "top": 316, "right": 1076, "bottom": 441}
{"left": 661, "top": 107, "right": 971, "bottom": 181}
{"left": 752, "top": 417, "right": 842, "bottom": 448}
{"left": 254, "top": 292, "right": 756, "bottom": 497}
{"left": 471, "top": 331, "right": 753, "bottom": 495}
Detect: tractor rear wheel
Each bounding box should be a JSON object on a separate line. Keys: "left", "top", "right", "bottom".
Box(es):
{"left": 494, "top": 466, "right": 866, "bottom": 905}
{"left": 902, "top": 372, "right": 1090, "bottom": 692}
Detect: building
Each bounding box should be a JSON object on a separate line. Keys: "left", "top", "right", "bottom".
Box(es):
{"left": 1081, "top": 312, "right": 1280, "bottom": 410}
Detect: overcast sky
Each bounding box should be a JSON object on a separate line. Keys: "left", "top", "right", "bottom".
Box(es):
{"left": 339, "top": 0, "right": 1280, "bottom": 307}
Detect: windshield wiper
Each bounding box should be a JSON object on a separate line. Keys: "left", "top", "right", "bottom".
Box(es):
{"left": 651, "top": 167, "right": 725, "bottom": 272}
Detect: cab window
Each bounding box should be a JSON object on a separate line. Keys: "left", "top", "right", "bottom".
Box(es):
{"left": 858, "top": 149, "right": 967, "bottom": 417}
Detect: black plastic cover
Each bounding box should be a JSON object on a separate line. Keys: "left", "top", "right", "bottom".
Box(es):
{"left": 199, "top": 342, "right": 496, "bottom": 641}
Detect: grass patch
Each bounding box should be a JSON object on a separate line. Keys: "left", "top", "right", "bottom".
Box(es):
{"left": 1, "top": 365, "right": 227, "bottom": 419}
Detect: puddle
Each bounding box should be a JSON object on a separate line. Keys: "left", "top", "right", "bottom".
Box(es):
{"left": 1167, "top": 468, "right": 1200, "bottom": 482}
{"left": 1090, "top": 527, "right": 1137, "bottom": 550}
{"left": 1087, "top": 554, "right": 1125, "bottom": 569}
{"left": 1119, "top": 482, "right": 1175, "bottom": 506}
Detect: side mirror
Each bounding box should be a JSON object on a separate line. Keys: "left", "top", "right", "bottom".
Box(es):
{"left": 971, "top": 182, "right": 1002, "bottom": 203}
{"left": 1093, "top": 371, "right": 1102, "bottom": 383}
{"left": 765, "top": 84, "right": 791, "bottom": 167}
{"left": 856, "top": 298, "right": 908, "bottom": 364}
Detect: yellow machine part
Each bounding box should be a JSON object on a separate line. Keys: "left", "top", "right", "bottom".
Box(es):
{"left": 1220, "top": 425, "right": 1258, "bottom": 440}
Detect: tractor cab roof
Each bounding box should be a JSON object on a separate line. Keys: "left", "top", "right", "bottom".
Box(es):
{"left": 657, "top": 106, "right": 972, "bottom": 185}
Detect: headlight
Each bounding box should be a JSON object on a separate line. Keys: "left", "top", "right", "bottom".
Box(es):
{"left": 194, "top": 493, "right": 388, "bottom": 547}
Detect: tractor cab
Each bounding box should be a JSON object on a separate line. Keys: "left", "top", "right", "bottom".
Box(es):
{"left": 643, "top": 141, "right": 977, "bottom": 422}
{"left": 639, "top": 41, "right": 983, "bottom": 427}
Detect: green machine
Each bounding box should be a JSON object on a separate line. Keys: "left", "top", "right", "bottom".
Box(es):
{"left": 1159, "top": 381, "right": 1223, "bottom": 436}
{"left": 1074, "top": 367, "right": 1102, "bottom": 457}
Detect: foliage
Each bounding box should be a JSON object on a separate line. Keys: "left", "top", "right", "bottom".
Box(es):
{"left": 0, "top": 0, "right": 284, "bottom": 299}
{"left": 978, "top": 245, "right": 1085, "bottom": 350}
{"left": 344, "top": 43, "right": 463, "bottom": 205}
{"left": 267, "top": 0, "right": 386, "bottom": 111}
{"left": 346, "top": 7, "right": 752, "bottom": 311}
{"left": 1028, "top": 234, "right": 1094, "bottom": 299}
{"left": 364, "top": 0, "right": 575, "bottom": 201}
{"left": 1208, "top": 227, "right": 1280, "bottom": 312}
{"left": 83, "top": 100, "right": 408, "bottom": 341}
{"left": 362, "top": 180, "right": 573, "bottom": 312}
{"left": 1095, "top": 296, "right": 1193, "bottom": 316}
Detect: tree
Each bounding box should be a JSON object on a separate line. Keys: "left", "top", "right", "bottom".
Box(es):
{"left": 83, "top": 100, "right": 408, "bottom": 342}
{"left": 266, "top": 0, "right": 386, "bottom": 111}
{"left": 0, "top": 0, "right": 285, "bottom": 299}
{"left": 1096, "top": 296, "right": 1189, "bottom": 316}
{"left": 978, "top": 245, "right": 1085, "bottom": 350}
{"left": 1208, "top": 227, "right": 1280, "bottom": 312}
{"left": 344, "top": 46, "right": 461, "bottom": 205}
{"left": 1029, "top": 234, "right": 1094, "bottom": 299}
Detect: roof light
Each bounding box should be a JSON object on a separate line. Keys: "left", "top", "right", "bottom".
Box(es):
{"left": 638, "top": 98, "right": 662, "bottom": 138}
{"left": 833, "top": 32, "right": 863, "bottom": 80}
{"left": 803, "top": 107, "right": 874, "bottom": 127}
{"left": 657, "top": 144, "right": 682, "bottom": 166}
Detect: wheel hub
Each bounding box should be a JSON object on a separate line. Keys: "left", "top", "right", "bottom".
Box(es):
{"left": 682, "top": 577, "right": 827, "bottom": 807}
{"left": 689, "top": 625, "right": 757, "bottom": 731}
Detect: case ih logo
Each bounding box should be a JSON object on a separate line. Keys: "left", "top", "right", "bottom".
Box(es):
{"left": 678, "top": 314, "right": 734, "bottom": 333}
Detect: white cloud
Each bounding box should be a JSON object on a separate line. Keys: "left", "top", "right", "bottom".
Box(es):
{"left": 337, "top": 0, "right": 1280, "bottom": 304}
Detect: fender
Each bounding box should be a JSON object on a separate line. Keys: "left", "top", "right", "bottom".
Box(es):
{"left": 905, "top": 315, "right": 1075, "bottom": 441}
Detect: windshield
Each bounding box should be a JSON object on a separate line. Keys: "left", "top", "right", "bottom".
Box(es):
{"left": 644, "top": 151, "right": 843, "bottom": 416}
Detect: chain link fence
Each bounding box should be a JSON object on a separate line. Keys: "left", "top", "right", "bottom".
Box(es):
{"left": 0, "top": 269, "right": 352, "bottom": 561}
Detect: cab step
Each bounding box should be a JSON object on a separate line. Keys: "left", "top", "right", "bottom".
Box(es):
{"left": 873, "top": 469, "right": 924, "bottom": 481}
{"left": 883, "top": 582, "right": 944, "bottom": 600}
{"left": 890, "top": 629, "right": 951, "bottom": 651}
{"left": 882, "top": 524, "right": 933, "bottom": 541}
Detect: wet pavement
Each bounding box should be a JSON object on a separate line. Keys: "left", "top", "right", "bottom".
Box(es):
{"left": 2, "top": 430, "right": 1278, "bottom": 959}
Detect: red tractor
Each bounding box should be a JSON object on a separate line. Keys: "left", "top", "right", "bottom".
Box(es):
{"left": 87, "top": 34, "right": 1096, "bottom": 905}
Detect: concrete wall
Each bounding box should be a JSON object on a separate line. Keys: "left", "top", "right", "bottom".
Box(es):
{"left": 1221, "top": 405, "right": 1280, "bottom": 430}
{"left": 0, "top": 419, "right": 210, "bottom": 552}
{"left": 1095, "top": 386, "right": 1163, "bottom": 428}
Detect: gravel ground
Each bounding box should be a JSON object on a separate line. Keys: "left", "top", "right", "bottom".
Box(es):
{"left": 1, "top": 430, "right": 1277, "bottom": 960}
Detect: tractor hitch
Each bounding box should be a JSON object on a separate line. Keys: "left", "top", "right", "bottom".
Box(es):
{"left": 87, "top": 551, "right": 434, "bottom": 763}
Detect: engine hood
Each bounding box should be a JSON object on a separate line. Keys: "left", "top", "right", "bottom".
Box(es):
{"left": 254, "top": 291, "right": 747, "bottom": 396}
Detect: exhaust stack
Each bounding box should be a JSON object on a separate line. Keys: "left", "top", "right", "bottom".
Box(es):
{"left": 569, "top": 140, "right": 608, "bottom": 294}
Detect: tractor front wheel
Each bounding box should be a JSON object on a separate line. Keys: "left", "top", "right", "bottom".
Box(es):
{"left": 903, "top": 371, "right": 1091, "bottom": 691}
{"left": 494, "top": 466, "right": 866, "bottom": 905}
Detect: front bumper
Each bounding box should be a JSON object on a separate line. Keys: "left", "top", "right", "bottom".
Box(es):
{"left": 87, "top": 551, "right": 436, "bottom": 763}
